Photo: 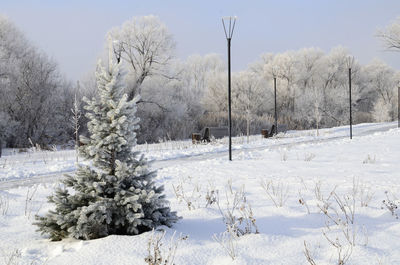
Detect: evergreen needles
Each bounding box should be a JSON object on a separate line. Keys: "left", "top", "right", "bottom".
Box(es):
{"left": 34, "top": 58, "right": 178, "bottom": 240}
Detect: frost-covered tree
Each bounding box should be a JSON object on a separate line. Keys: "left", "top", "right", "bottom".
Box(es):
{"left": 107, "top": 15, "right": 175, "bottom": 101}
{"left": 0, "top": 15, "right": 72, "bottom": 147}
{"left": 363, "top": 59, "right": 398, "bottom": 120}
{"left": 202, "top": 72, "right": 228, "bottom": 126}
{"left": 372, "top": 97, "right": 391, "bottom": 122}
{"left": 274, "top": 52, "right": 299, "bottom": 116}
{"left": 233, "top": 71, "right": 264, "bottom": 142}
{"left": 35, "top": 58, "right": 178, "bottom": 241}
{"left": 0, "top": 111, "right": 17, "bottom": 157}
{"left": 377, "top": 17, "right": 400, "bottom": 51}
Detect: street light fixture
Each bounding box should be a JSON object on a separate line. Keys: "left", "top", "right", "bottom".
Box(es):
{"left": 346, "top": 56, "right": 355, "bottom": 139}
{"left": 222, "top": 16, "right": 237, "bottom": 161}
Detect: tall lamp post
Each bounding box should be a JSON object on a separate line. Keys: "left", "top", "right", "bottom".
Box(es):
{"left": 222, "top": 16, "right": 236, "bottom": 161}
{"left": 397, "top": 83, "right": 400, "bottom": 128}
{"left": 347, "top": 56, "right": 355, "bottom": 139}
{"left": 272, "top": 66, "right": 279, "bottom": 136}
{"left": 274, "top": 77, "right": 277, "bottom": 135}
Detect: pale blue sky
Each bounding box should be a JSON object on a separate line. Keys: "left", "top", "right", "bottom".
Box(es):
{"left": 2, "top": 0, "right": 400, "bottom": 81}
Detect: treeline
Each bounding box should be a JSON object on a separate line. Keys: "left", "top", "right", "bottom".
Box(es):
{"left": 0, "top": 15, "right": 399, "bottom": 148}
{"left": 0, "top": 16, "right": 76, "bottom": 148}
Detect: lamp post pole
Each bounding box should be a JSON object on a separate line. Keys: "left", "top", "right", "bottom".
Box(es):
{"left": 398, "top": 86, "right": 399, "bottom": 128}
{"left": 274, "top": 77, "right": 277, "bottom": 136}
{"left": 347, "top": 56, "right": 354, "bottom": 140}
{"left": 222, "top": 17, "right": 236, "bottom": 161}
{"left": 349, "top": 67, "right": 352, "bottom": 139}
{"left": 227, "top": 37, "right": 232, "bottom": 160}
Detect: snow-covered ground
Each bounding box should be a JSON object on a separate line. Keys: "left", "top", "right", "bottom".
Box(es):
{"left": 0, "top": 122, "right": 396, "bottom": 185}
{"left": 0, "top": 122, "right": 399, "bottom": 264}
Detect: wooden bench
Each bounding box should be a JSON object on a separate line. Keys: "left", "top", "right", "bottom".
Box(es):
{"left": 276, "top": 124, "right": 288, "bottom": 134}
{"left": 261, "top": 124, "right": 288, "bottom": 138}
{"left": 192, "top": 127, "right": 229, "bottom": 143}
{"left": 202, "top": 127, "right": 229, "bottom": 142}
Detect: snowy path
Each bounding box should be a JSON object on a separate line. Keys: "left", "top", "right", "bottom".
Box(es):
{"left": 0, "top": 122, "right": 396, "bottom": 190}
{"left": 154, "top": 122, "right": 397, "bottom": 168}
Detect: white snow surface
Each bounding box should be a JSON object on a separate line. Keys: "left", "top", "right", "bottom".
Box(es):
{"left": 0, "top": 122, "right": 399, "bottom": 264}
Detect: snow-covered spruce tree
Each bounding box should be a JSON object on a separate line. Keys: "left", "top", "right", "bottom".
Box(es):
{"left": 35, "top": 59, "right": 178, "bottom": 241}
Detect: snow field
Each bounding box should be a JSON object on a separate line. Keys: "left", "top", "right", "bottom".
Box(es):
{"left": 0, "top": 124, "right": 399, "bottom": 264}
{"left": 0, "top": 122, "right": 396, "bottom": 183}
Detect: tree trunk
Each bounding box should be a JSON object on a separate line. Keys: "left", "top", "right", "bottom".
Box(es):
{"left": 110, "top": 149, "right": 115, "bottom": 176}
{"left": 246, "top": 112, "right": 250, "bottom": 144}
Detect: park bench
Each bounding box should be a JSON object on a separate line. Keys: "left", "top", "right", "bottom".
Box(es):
{"left": 261, "top": 124, "right": 288, "bottom": 138}
{"left": 192, "top": 127, "right": 229, "bottom": 143}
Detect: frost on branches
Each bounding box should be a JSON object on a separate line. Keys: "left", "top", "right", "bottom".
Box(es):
{"left": 35, "top": 59, "right": 178, "bottom": 241}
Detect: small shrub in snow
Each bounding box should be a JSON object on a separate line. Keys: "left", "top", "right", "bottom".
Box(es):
{"left": 306, "top": 184, "right": 355, "bottom": 264}
{"left": 172, "top": 177, "right": 202, "bottom": 210}
{"left": 205, "top": 181, "right": 218, "bottom": 208}
{"left": 316, "top": 184, "right": 372, "bottom": 249}
{"left": 304, "top": 152, "right": 316, "bottom": 162}
{"left": 314, "top": 178, "right": 373, "bottom": 255}
{"left": 0, "top": 194, "right": 9, "bottom": 216}
{"left": 318, "top": 191, "right": 357, "bottom": 246}
{"left": 172, "top": 178, "right": 219, "bottom": 210}
{"left": 297, "top": 178, "right": 311, "bottom": 214}
{"left": 144, "top": 230, "right": 187, "bottom": 265}
{"left": 25, "top": 184, "right": 38, "bottom": 219}
{"left": 260, "top": 178, "right": 289, "bottom": 207}
{"left": 213, "top": 225, "right": 238, "bottom": 261}
{"left": 362, "top": 154, "right": 376, "bottom": 164}
{"left": 381, "top": 191, "right": 399, "bottom": 219}
{"left": 314, "top": 180, "right": 324, "bottom": 202}
{"left": 1, "top": 248, "right": 22, "bottom": 265}
{"left": 322, "top": 230, "right": 353, "bottom": 265}
{"left": 216, "top": 182, "right": 258, "bottom": 237}
{"left": 358, "top": 181, "right": 374, "bottom": 207}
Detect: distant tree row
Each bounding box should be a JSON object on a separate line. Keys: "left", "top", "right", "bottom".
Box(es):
{"left": 0, "top": 15, "right": 399, "bottom": 148}
{"left": 0, "top": 15, "right": 76, "bottom": 148}
{"left": 125, "top": 46, "right": 399, "bottom": 142}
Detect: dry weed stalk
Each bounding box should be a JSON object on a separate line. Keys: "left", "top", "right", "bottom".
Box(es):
{"left": 213, "top": 225, "right": 238, "bottom": 261}
{"left": 144, "top": 230, "right": 187, "bottom": 265}
{"left": 304, "top": 152, "right": 316, "bottom": 162}
{"left": 172, "top": 177, "right": 201, "bottom": 210}
{"left": 25, "top": 185, "right": 39, "bottom": 219}
{"left": 303, "top": 241, "right": 317, "bottom": 265}
{"left": 0, "top": 194, "right": 10, "bottom": 216}
{"left": 381, "top": 191, "right": 399, "bottom": 219}
{"left": 299, "top": 189, "right": 311, "bottom": 214}
{"left": 216, "top": 182, "right": 258, "bottom": 237}
{"left": 260, "top": 178, "right": 289, "bottom": 207}
{"left": 322, "top": 230, "right": 353, "bottom": 265}
{"left": 205, "top": 181, "right": 218, "bottom": 208}
{"left": 362, "top": 154, "right": 376, "bottom": 164}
